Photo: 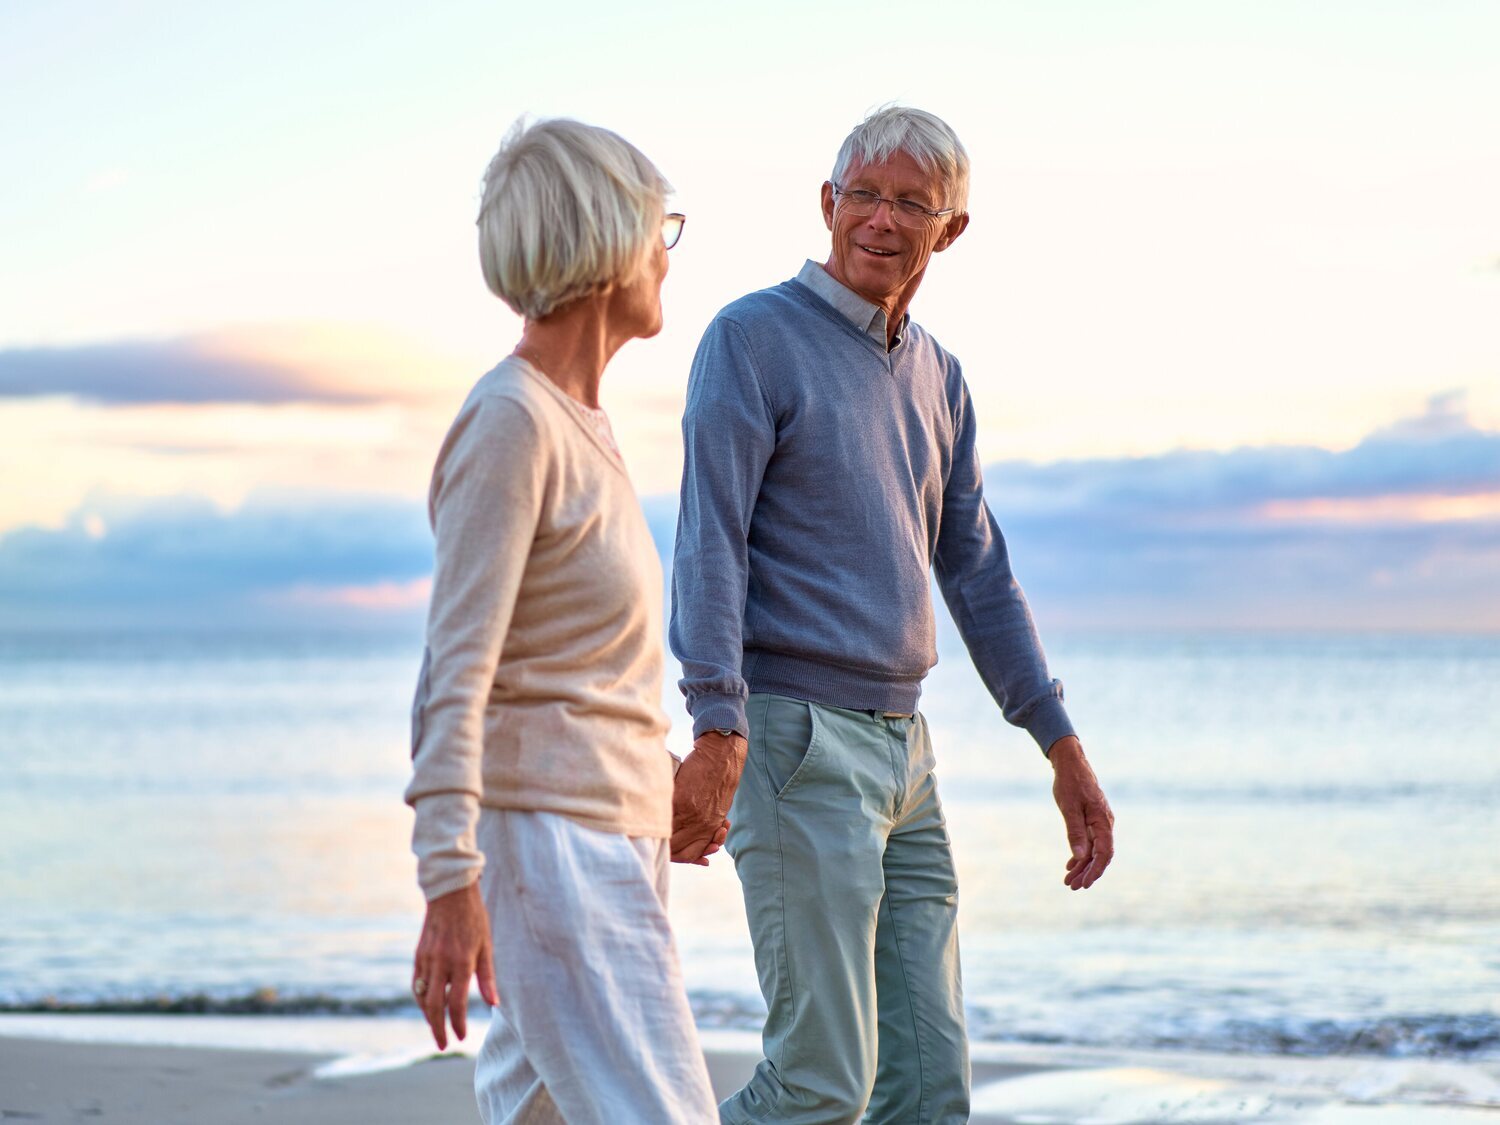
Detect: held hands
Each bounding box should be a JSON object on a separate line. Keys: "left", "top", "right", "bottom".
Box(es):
{"left": 1048, "top": 736, "right": 1115, "bottom": 890}
{"left": 671, "top": 730, "right": 747, "bottom": 864}
{"left": 412, "top": 881, "right": 499, "bottom": 1050}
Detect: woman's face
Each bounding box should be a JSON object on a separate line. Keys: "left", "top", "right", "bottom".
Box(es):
{"left": 607, "top": 228, "right": 670, "bottom": 342}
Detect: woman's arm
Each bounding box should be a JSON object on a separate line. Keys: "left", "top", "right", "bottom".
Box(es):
{"left": 406, "top": 390, "right": 547, "bottom": 1045}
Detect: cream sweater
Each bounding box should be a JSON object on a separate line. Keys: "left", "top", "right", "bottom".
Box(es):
{"left": 405, "top": 357, "right": 673, "bottom": 901}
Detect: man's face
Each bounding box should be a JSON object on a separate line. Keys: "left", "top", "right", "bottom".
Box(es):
{"left": 820, "top": 149, "right": 969, "bottom": 316}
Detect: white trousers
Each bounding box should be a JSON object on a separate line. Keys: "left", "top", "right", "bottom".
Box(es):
{"left": 473, "top": 809, "right": 717, "bottom": 1125}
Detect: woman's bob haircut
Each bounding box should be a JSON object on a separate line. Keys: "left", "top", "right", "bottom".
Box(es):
{"left": 831, "top": 104, "right": 970, "bottom": 215}
{"left": 477, "top": 117, "right": 671, "bottom": 321}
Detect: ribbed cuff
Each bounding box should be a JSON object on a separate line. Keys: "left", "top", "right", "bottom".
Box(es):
{"left": 1025, "top": 697, "right": 1078, "bottom": 758}
{"left": 421, "top": 867, "right": 481, "bottom": 903}
{"left": 690, "top": 692, "right": 749, "bottom": 739}
{"left": 411, "top": 792, "right": 483, "bottom": 902}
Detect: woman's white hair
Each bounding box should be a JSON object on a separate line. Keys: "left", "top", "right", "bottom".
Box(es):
{"left": 830, "top": 105, "right": 970, "bottom": 214}
{"left": 477, "top": 117, "right": 671, "bottom": 320}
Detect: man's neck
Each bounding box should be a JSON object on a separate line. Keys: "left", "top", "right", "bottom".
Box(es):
{"left": 818, "top": 257, "right": 922, "bottom": 349}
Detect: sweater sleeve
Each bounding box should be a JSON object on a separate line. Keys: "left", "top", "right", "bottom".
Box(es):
{"left": 669, "top": 317, "right": 776, "bottom": 738}
{"left": 405, "top": 393, "right": 547, "bottom": 900}
{"left": 933, "top": 378, "right": 1077, "bottom": 756}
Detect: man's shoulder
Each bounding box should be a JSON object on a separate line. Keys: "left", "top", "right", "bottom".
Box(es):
{"left": 903, "top": 320, "right": 965, "bottom": 385}
{"left": 708, "top": 279, "right": 818, "bottom": 336}
{"left": 903, "top": 319, "right": 958, "bottom": 365}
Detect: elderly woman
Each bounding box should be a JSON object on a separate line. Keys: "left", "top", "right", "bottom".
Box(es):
{"left": 405, "top": 118, "right": 719, "bottom": 1124}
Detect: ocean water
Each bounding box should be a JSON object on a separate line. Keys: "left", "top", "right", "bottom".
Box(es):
{"left": 1, "top": 625, "right": 1496, "bottom": 1065}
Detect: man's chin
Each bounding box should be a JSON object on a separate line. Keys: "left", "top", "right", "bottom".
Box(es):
{"left": 842, "top": 262, "right": 903, "bottom": 300}
{"left": 848, "top": 276, "right": 900, "bottom": 308}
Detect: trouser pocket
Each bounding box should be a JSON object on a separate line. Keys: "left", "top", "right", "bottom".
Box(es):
{"left": 755, "top": 694, "right": 823, "bottom": 799}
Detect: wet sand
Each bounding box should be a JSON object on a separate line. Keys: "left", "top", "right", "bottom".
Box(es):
{"left": 0, "top": 1035, "right": 1043, "bottom": 1124}
{"left": 2, "top": 1024, "right": 1497, "bottom": 1123}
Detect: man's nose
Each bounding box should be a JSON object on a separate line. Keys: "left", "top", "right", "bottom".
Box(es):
{"left": 864, "top": 197, "right": 898, "bottom": 228}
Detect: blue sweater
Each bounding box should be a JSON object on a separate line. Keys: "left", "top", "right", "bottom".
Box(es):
{"left": 669, "top": 269, "right": 1075, "bottom": 755}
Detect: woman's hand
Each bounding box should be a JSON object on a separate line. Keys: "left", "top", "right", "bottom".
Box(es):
{"left": 672, "top": 819, "right": 729, "bottom": 865}
{"left": 412, "top": 881, "right": 500, "bottom": 1049}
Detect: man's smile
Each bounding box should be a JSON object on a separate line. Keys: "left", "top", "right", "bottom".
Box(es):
{"left": 857, "top": 243, "right": 899, "bottom": 257}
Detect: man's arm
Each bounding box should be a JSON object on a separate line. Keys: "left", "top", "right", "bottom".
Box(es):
{"left": 933, "top": 378, "right": 1114, "bottom": 888}
{"left": 668, "top": 317, "right": 775, "bottom": 856}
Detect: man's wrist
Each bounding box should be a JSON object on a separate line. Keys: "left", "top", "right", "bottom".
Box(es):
{"left": 1047, "top": 735, "right": 1084, "bottom": 765}
{"left": 693, "top": 728, "right": 748, "bottom": 765}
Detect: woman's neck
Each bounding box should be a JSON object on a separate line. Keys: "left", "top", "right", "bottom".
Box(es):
{"left": 511, "top": 297, "right": 626, "bottom": 409}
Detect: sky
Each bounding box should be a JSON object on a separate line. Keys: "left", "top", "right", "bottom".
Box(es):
{"left": 1, "top": 0, "right": 1497, "bottom": 629}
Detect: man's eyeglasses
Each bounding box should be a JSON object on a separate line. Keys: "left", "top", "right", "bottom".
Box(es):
{"left": 832, "top": 186, "right": 954, "bottom": 229}
{"left": 662, "top": 213, "right": 686, "bottom": 250}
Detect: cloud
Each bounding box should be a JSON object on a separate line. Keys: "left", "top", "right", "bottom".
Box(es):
{"left": 0, "top": 337, "right": 383, "bottom": 406}
{"left": 981, "top": 394, "right": 1500, "bottom": 629}
{"left": 986, "top": 392, "right": 1500, "bottom": 519}
{"left": 0, "top": 322, "right": 474, "bottom": 408}
{"left": 0, "top": 490, "right": 431, "bottom": 626}
{"left": 270, "top": 578, "right": 433, "bottom": 611}
{"left": 1, "top": 397, "right": 1495, "bottom": 631}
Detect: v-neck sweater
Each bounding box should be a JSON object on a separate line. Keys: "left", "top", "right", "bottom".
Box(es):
{"left": 669, "top": 267, "right": 1075, "bottom": 755}
{"left": 406, "top": 357, "right": 673, "bottom": 900}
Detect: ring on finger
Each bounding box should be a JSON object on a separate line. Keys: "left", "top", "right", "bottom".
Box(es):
{"left": 412, "top": 977, "right": 428, "bottom": 997}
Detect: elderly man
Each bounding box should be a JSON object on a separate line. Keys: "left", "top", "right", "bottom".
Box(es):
{"left": 669, "top": 105, "right": 1115, "bottom": 1124}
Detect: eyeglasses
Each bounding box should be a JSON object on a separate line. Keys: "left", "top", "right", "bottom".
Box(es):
{"left": 832, "top": 186, "right": 954, "bottom": 229}
{"left": 662, "top": 212, "right": 686, "bottom": 250}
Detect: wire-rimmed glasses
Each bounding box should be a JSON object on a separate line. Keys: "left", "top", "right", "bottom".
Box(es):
{"left": 662, "top": 212, "right": 686, "bottom": 249}
{"left": 831, "top": 186, "right": 954, "bottom": 229}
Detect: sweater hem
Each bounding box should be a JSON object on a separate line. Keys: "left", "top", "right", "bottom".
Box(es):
{"left": 747, "top": 651, "right": 924, "bottom": 714}
{"left": 477, "top": 797, "right": 670, "bottom": 842}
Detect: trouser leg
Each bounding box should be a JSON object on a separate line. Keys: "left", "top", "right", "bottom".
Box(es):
{"left": 720, "top": 695, "right": 899, "bottom": 1125}
{"left": 474, "top": 1004, "right": 558, "bottom": 1123}
{"left": 472, "top": 809, "right": 718, "bottom": 1125}
{"left": 863, "top": 716, "right": 969, "bottom": 1124}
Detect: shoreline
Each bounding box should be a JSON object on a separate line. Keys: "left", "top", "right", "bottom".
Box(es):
{"left": 2, "top": 1015, "right": 1498, "bottom": 1123}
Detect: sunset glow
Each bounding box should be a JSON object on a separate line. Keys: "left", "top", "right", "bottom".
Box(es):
{"left": 2, "top": 1, "right": 1497, "bottom": 630}
{"left": 1259, "top": 493, "right": 1500, "bottom": 525}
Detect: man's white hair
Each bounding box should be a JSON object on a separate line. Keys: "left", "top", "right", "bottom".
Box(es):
{"left": 830, "top": 105, "right": 970, "bottom": 214}
{"left": 477, "top": 117, "right": 671, "bottom": 321}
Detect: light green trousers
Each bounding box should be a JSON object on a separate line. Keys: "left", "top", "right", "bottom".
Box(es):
{"left": 719, "top": 693, "right": 970, "bottom": 1125}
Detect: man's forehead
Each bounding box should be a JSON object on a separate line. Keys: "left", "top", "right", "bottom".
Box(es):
{"left": 841, "top": 151, "right": 943, "bottom": 196}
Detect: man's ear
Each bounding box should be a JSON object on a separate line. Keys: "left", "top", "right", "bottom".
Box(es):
{"left": 820, "top": 181, "right": 836, "bottom": 232}
{"left": 934, "top": 211, "right": 970, "bottom": 253}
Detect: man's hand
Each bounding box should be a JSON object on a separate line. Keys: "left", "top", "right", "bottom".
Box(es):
{"left": 671, "top": 730, "right": 747, "bottom": 864}
{"left": 1048, "top": 736, "right": 1115, "bottom": 890}
{"left": 412, "top": 881, "right": 499, "bottom": 1050}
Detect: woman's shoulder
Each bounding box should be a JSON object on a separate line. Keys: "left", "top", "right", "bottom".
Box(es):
{"left": 433, "top": 360, "right": 558, "bottom": 475}
{"left": 467, "top": 356, "right": 556, "bottom": 415}
{"left": 451, "top": 357, "right": 581, "bottom": 441}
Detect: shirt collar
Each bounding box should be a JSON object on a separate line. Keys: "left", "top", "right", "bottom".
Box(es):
{"left": 795, "top": 260, "right": 905, "bottom": 350}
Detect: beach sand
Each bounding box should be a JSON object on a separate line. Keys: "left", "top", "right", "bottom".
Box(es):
{"left": 2, "top": 1020, "right": 1498, "bottom": 1123}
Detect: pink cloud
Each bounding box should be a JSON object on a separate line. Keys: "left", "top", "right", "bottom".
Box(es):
{"left": 1258, "top": 491, "right": 1500, "bottom": 525}
{"left": 270, "top": 578, "right": 432, "bottom": 611}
